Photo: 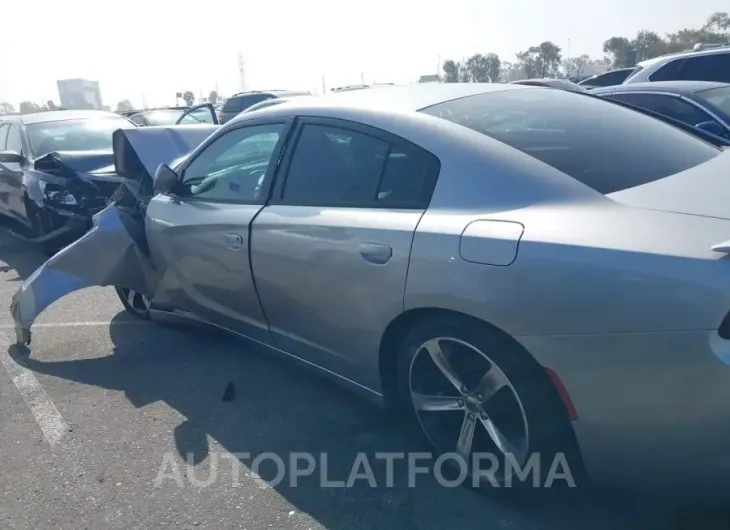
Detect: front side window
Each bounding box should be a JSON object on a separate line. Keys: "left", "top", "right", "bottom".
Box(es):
{"left": 420, "top": 88, "right": 719, "bottom": 194}
{"left": 608, "top": 93, "right": 715, "bottom": 126}
{"left": 178, "top": 123, "right": 284, "bottom": 203}
{"left": 178, "top": 106, "right": 216, "bottom": 125}
{"left": 26, "top": 116, "right": 136, "bottom": 157}
{"left": 649, "top": 59, "right": 685, "bottom": 81}
{"left": 281, "top": 123, "right": 436, "bottom": 207}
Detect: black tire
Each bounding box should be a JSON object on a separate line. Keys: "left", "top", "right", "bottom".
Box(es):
{"left": 396, "top": 315, "right": 584, "bottom": 496}
{"left": 115, "top": 287, "right": 151, "bottom": 319}
{"left": 24, "top": 200, "right": 59, "bottom": 257}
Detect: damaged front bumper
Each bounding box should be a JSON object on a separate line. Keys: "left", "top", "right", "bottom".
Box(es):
{"left": 10, "top": 205, "right": 158, "bottom": 345}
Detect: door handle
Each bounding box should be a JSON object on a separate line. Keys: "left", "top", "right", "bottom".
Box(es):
{"left": 359, "top": 243, "right": 392, "bottom": 265}
{"left": 222, "top": 233, "right": 244, "bottom": 250}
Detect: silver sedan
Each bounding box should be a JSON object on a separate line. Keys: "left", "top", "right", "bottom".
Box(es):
{"left": 12, "top": 83, "right": 730, "bottom": 494}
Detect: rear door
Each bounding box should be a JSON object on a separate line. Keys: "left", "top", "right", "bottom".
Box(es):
{"left": 145, "top": 118, "right": 290, "bottom": 344}
{"left": 250, "top": 117, "right": 440, "bottom": 387}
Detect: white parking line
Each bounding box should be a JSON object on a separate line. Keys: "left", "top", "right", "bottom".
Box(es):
{"left": 0, "top": 331, "right": 69, "bottom": 447}
{"left": 0, "top": 321, "right": 150, "bottom": 330}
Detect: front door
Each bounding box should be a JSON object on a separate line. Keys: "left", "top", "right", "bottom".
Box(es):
{"left": 2, "top": 124, "right": 28, "bottom": 220}
{"left": 145, "top": 121, "right": 288, "bottom": 344}
{"left": 176, "top": 104, "right": 219, "bottom": 125}
{"left": 250, "top": 118, "right": 440, "bottom": 388}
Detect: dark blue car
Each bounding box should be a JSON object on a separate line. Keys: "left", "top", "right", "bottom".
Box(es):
{"left": 591, "top": 81, "right": 730, "bottom": 140}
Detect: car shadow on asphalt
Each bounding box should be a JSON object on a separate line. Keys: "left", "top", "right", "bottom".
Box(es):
{"left": 0, "top": 231, "right": 715, "bottom": 529}
{"left": 6, "top": 310, "right": 688, "bottom": 530}
{"left": 0, "top": 233, "right": 46, "bottom": 281}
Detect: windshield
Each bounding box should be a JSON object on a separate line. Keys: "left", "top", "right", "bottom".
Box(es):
{"left": 26, "top": 116, "right": 136, "bottom": 157}
{"left": 143, "top": 109, "right": 186, "bottom": 125}
{"left": 420, "top": 88, "right": 718, "bottom": 194}
{"left": 622, "top": 65, "right": 642, "bottom": 83}
{"left": 696, "top": 86, "right": 730, "bottom": 117}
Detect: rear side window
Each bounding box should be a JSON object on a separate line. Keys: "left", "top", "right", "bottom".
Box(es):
{"left": 676, "top": 53, "right": 730, "bottom": 83}
{"left": 420, "top": 88, "right": 718, "bottom": 194}
{"left": 222, "top": 98, "right": 243, "bottom": 112}
{"left": 280, "top": 123, "right": 438, "bottom": 208}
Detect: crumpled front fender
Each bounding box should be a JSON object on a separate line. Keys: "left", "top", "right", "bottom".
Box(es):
{"left": 11, "top": 204, "right": 158, "bottom": 345}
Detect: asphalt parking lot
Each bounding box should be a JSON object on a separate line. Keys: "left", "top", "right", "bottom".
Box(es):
{"left": 0, "top": 228, "right": 725, "bottom": 530}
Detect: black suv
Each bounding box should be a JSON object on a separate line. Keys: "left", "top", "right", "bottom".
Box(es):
{"left": 218, "top": 90, "right": 311, "bottom": 124}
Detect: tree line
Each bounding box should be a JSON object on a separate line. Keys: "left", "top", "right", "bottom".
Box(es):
{"left": 441, "top": 11, "right": 729, "bottom": 83}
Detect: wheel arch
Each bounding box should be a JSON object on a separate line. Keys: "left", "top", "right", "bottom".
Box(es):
{"left": 378, "top": 307, "right": 571, "bottom": 420}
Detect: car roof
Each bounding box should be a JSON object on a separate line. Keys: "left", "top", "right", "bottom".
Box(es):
{"left": 594, "top": 80, "right": 730, "bottom": 95}
{"left": 229, "top": 90, "right": 309, "bottom": 99}
{"left": 239, "top": 83, "right": 527, "bottom": 120}
{"left": 637, "top": 46, "right": 730, "bottom": 69}
{"left": 10, "top": 110, "right": 124, "bottom": 126}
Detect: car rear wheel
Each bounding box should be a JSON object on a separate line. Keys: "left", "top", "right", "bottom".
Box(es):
{"left": 397, "top": 316, "right": 582, "bottom": 494}
{"left": 115, "top": 287, "right": 151, "bottom": 319}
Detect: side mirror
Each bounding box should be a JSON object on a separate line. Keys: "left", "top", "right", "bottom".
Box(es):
{"left": 0, "top": 150, "right": 23, "bottom": 164}
{"left": 153, "top": 164, "right": 179, "bottom": 195}
{"left": 696, "top": 121, "right": 726, "bottom": 138}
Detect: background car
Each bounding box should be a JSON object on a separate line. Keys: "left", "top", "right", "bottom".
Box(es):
{"left": 592, "top": 81, "right": 730, "bottom": 139}
{"left": 0, "top": 110, "right": 137, "bottom": 253}
{"left": 241, "top": 95, "right": 315, "bottom": 113}
{"left": 218, "top": 90, "right": 312, "bottom": 124}
{"left": 623, "top": 43, "right": 730, "bottom": 84}
{"left": 578, "top": 67, "right": 636, "bottom": 89}
{"left": 510, "top": 78, "right": 588, "bottom": 92}
{"left": 128, "top": 104, "right": 218, "bottom": 126}
{"left": 17, "top": 84, "right": 730, "bottom": 496}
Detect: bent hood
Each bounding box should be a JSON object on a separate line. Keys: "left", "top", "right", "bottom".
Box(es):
{"left": 609, "top": 149, "right": 730, "bottom": 219}
{"left": 34, "top": 150, "right": 115, "bottom": 177}
{"left": 10, "top": 126, "right": 215, "bottom": 345}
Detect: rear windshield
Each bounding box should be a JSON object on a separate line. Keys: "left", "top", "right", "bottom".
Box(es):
{"left": 222, "top": 94, "right": 272, "bottom": 112}
{"left": 420, "top": 88, "right": 719, "bottom": 194}
{"left": 697, "top": 86, "right": 730, "bottom": 116}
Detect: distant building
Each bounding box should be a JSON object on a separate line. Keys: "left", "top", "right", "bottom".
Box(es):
{"left": 57, "top": 79, "right": 104, "bottom": 110}
{"left": 418, "top": 74, "right": 440, "bottom": 83}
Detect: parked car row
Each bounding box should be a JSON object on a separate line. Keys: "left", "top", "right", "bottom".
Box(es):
{"left": 9, "top": 81, "right": 730, "bottom": 498}
{"left": 510, "top": 44, "right": 730, "bottom": 142}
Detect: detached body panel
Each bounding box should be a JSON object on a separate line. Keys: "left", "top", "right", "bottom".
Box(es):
{"left": 11, "top": 205, "right": 157, "bottom": 344}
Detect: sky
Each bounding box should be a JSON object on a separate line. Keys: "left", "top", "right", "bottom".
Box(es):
{"left": 0, "top": 0, "right": 727, "bottom": 109}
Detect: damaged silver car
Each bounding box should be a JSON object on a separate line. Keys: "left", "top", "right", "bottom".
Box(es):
{"left": 14, "top": 84, "right": 730, "bottom": 495}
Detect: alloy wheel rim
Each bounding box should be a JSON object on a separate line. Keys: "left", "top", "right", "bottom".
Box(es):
{"left": 408, "top": 336, "right": 529, "bottom": 482}
{"left": 122, "top": 288, "right": 151, "bottom": 313}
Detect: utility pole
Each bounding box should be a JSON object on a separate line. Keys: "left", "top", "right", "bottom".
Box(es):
{"left": 360, "top": 72, "right": 365, "bottom": 85}
{"left": 238, "top": 51, "right": 246, "bottom": 92}
{"left": 321, "top": 74, "right": 326, "bottom": 94}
